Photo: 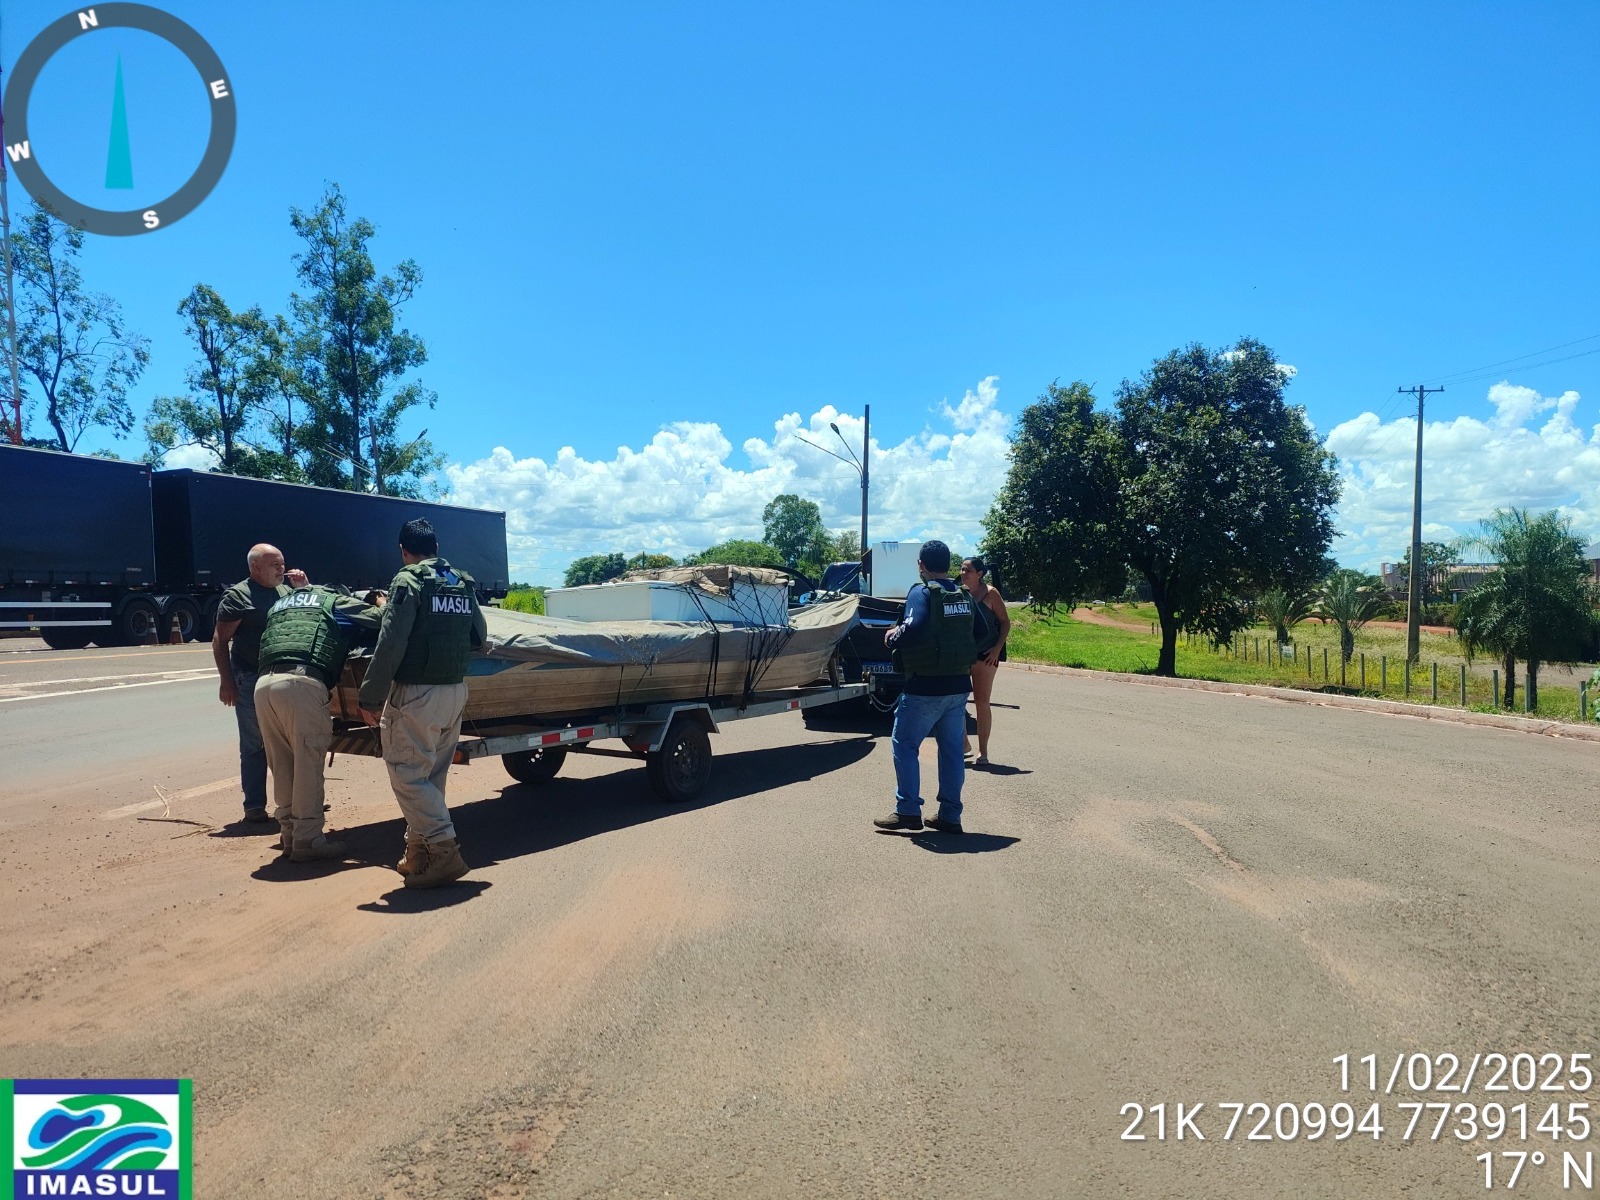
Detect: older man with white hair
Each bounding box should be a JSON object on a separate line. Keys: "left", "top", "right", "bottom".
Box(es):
{"left": 212, "top": 544, "right": 307, "bottom": 823}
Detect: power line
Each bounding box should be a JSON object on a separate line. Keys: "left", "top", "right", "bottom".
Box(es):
{"left": 1419, "top": 333, "right": 1600, "bottom": 386}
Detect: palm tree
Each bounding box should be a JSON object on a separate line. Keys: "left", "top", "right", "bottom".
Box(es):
{"left": 1258, "top": 587, "right": 1314, "bottom": 646}
{"left": 1316, "top": 569, "right": 1386, "bottom": 664}
{"left": 1455, "top": 509, "right": 1598, "bottom": 711}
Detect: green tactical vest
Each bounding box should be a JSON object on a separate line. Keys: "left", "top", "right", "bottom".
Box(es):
{"left": 257, "top": 587, "right": 348, "bottom": 684}
{"left": 393, "top": 559, "right": 478, "bottom": 684}
{"left": 892, "top": 582, "right": 981, "bottom": 679}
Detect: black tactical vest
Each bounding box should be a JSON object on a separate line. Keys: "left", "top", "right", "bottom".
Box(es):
{"left": 393, "top": 560, "right": 478, "bottom": 684}
{"left": 892, "top": 582, "right": 980, "bottom": 678}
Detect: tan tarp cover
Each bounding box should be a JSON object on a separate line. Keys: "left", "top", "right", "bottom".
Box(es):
{"left": 478, "top": 594, "right": 852, "bottom": 666}
{"left": 617, "top": 564, "right": 792, "bottom": 595}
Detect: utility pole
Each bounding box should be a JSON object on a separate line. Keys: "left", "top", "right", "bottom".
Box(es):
{"left": 859, "top": 404, "right": 870, "bottom": 591}
{"left": 1398, "top": 384, "right": 1444, "bottom": 664}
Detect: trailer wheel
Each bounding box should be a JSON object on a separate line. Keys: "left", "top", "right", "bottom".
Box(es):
{"left": 162, "top": 596, "right": 202, "bottom": 643}
{"left": 196, "top": 594, "right": 222, "bottom": 643}
{"left": 645, "top": 718, "right": 713, "bottom": 803}
{"left": 502, "top": 746, "right": 567, "bottom": 785}
{"left": 40, "top": 626, "right": 94, "bottom": 651}
{"left": 113, "top": 597, "right": 162, "bottom": 645}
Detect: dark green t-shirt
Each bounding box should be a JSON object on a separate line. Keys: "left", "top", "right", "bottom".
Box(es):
{"left": 217, "top": 578, "right": 291, "bottom": 670}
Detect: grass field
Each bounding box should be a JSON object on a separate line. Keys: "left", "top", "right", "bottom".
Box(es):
{"left": 1008, "top": 604, "right": 1600, "bottom": 724}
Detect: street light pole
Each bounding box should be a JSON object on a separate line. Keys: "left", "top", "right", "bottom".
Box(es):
{"left": 859, "top": 404, "right": 869, "bottom": 590}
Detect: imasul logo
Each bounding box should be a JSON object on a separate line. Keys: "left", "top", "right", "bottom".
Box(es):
{"left": 4, "top": 1079, "right": 191, "bottom": 1198}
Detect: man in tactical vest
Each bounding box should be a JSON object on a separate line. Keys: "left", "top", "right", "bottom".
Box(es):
{"left": 875, "top": 540, "right": 988, "bottom": 835}
{"left": 255, "top": 585, "right": 383, "bottom": 860}
{"left": 357, "top": 518, "right": 488, "bottom": 889}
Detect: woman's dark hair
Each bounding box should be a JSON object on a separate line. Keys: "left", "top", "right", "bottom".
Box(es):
{"left": 963, "top": 556, "right": 988, "bottom": 579}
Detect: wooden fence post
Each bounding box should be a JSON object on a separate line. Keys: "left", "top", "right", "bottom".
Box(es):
{"left": 1381, "top": 655, "right": 1387, "bottom": 692}
{"left": 1360, "top": 653, "right": 1366, "bottom": 691}
{"left": 1323, "top": 647, "right": 1329, "bottom": 681}
{"left": 1492, "top": 669, "right": 1499, "bottom": 708}
{"left": 1582, "top": 681, "right": 1589, "bottom": 722}
{"left": 1431, "top": 662, "right": 1438, "bottom": 703}
{"left": 1459, "top": 664, "right": 1466, "bottom": 707}
{"left": 1404, "top": 660, "right": 1411, "bottom": 697}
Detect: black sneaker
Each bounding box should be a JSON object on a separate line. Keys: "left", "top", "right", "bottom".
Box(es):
{"left": 925, "top": 817, "right": 964, "bottom": 834}
{"left": 243, "top": 808, "right": 274, "bottom": 824}
{"left": 873, "top": 812, "right": 924, "bottom": 832}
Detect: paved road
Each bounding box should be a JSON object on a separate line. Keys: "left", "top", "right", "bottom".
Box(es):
{"left": 1, "top": 644, "right": 1596, "bottom": 1198}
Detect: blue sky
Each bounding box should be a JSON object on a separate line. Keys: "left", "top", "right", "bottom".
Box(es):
{"left": 5, "top": 1, "right": 1599, "bottom": 581}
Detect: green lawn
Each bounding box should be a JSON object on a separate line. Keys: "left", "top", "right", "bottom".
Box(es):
{"left": 1008, "top": 606, "right": 1598, "bottom": 724}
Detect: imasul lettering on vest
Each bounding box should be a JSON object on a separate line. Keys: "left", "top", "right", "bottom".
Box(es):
{"left": 394, "top": 560, "right": 479, "bottom": 684}
{"left": 257, "top": 586, "right": 350, "bottom": 684}
{"left": 892, "top": 582, "right": 983, "bottom": 678}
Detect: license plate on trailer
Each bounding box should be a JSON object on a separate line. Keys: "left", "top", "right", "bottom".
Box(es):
{"left": 861, "top": 661, "right": 895, "bottom": 675}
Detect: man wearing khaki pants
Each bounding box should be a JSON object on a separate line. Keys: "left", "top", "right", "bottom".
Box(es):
{"left": 254, "top": 586, "right": 382, "bottom": 861}
{"left": 357, "top": 518, "right": 487, "bottom": 889}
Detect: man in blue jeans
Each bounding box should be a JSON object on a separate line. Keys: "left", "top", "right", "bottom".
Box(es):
{"left": 875, "top": 540, "right": 986, "bottom": 835}
{"left": 212, "top": 544, "right": 306, "bottom": 823}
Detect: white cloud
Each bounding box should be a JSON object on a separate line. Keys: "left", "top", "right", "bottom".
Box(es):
{"left": 1326, "top": 382, "right": 1600, "bottom": 570}
{"left": 443, "top": 377, "right": 1014, "bottom": 583}
{"left": 160, "top": 443, "right": 219, "bottom": 471}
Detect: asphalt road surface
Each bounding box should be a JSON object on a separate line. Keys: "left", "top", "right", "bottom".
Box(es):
{"left": 2, "top": 641, "right": 1597, "bottom": 1198}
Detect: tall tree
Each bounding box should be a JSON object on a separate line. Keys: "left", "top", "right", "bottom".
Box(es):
{"left": 289, "top": 185, "right": 441, "bottom": 496}
{"left": 7, "top": 204, "right": 148, "bottom": 450}
{"left": 563, "top": 553, "right": 627, "bottom": 587}
{"left": 833, "top": 530, "right": 862, "bottom": 563}
{"left": 1455, "top": 509, "right": 1598, "bottom": 711}
{"left": 984, "top": 342, "right": 1340, "bottom": 675}
{"left": 1315, "top": 570, "right": 1386, "bottom": 664}
{"left": 627, "top": 552, "right": 677, "bottom": 570}
{"left": 144, "top": 284, "right": 272, "bottom": 471}
{"left": 1396, "top": 541, "right": 1456, "bottom": 606}
{"left": 762, "top": 493, "right": 832, "bottom": 575}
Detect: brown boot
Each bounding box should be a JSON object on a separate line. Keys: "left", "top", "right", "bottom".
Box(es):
{"left": 395, "top": 837, "right": 428, "bottom": 877}
{"left": 277, "top": 822, "right": 295, "bottom": 855}
{"left": 402, "top": 838, "right": 469, "bottom": 889}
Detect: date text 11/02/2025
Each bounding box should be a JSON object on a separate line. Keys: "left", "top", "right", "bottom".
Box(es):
{"left": 1119, "top": 1053, "right": 1597, "bottom": 1190}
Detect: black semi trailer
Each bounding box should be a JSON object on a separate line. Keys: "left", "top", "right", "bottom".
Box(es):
{"left": 1, "top": 444, "right": 509, "bottom": 649}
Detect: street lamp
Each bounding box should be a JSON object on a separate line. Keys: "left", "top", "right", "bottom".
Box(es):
{"left": 795, "top": 404, "right": 870, "bottom": 591}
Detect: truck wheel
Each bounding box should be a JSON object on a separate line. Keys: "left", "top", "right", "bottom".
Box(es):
{"left": 113, "top": 597, "right": 162, "bottom": 645}
{"left": 40, "top": 626, "right": 94, "bottom": 650}
{"left": 645, "top": 718, "right": 712, "bottom": 803}
{"left": 162, "top": 596, "right": 202, "bottom": 643}
{"left": 196, "top": 594, "right": 222, "bottom": 643}
{"left": 502, "top": 746, "right": 567, "bottom": 785}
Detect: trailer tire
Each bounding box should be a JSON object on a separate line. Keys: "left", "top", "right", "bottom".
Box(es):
{"left": 113, "top": 597, "right": 162, "bottom": 645}
{"left": 196, "top": 594, "right": 222, "bottom": 643}
{"left": 40, "top": 626, "right": 94, "bottom": 650}
{"left": 645, "top": 718, "right": 713, "bottom": 803}
{"left": 162, "top": 595, "right": 202, "bottom": 643}
{"left": 502, "top": 746, "right": 567, "bottom": 785}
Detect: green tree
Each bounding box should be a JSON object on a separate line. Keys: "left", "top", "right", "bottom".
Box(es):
{"left": 1315, "top": 570, "right": 1386, "bottom": 664}
{"left": 1258, "top": 587, "right": 1314, "bottom": 646}
{"left": 984, "top": 342, "right": 1339, "bottom": 675}
{"left": 1396, "top": 541, "right": 1457, "bottom": 610}
{"left": 563, "top": 552, "right": 627, "bottom": 587}
{"left": 7, "top": 204, "right": 148, "bottom": 450}
{"left": 833, "top": 530, "right": 862, "bottom": 563}
{"left": 289, "top": 184, "right": 441, "bottom": 495}
{"left": 686, "top": 539, "right": 786, "bottom": 569}
{"left": 762, "top": 494, "right": 832, "bottom": 575}
{"left": 144, "top": 284, "right": 275, "bottom": 472}
{"left": 626, "top": 552, "right": 677, "bottom": 571}
{"left": 1455, "top": 509, "right": 1598, "bottom": 711}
